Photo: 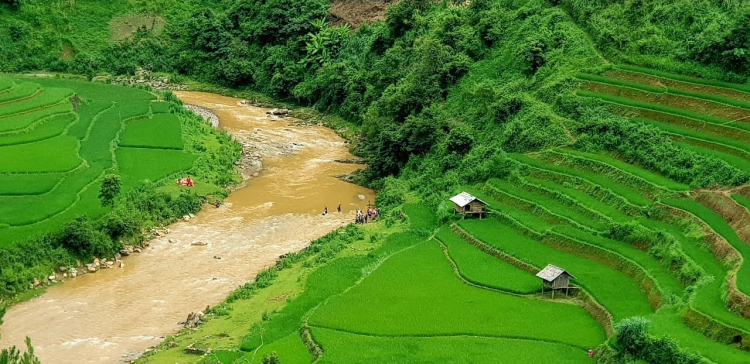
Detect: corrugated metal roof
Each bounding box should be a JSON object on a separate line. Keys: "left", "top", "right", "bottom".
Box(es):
{"left": 535, "top": 264, "right": 576, "bottom": 282}
{"left": 450, "top": 192, "right": 488, "bottom": 207}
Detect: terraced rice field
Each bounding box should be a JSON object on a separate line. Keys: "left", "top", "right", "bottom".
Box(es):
{"left": 0, "top": 76, "right": 200, "bottom": 245}
{"left": 320, "top": 66, "right": 750, "bottom": 361}
{"left": 114, "top": 65, "right": 750, "bottom": 363}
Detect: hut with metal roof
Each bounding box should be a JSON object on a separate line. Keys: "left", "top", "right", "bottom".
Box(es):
{"left": 536, "top": 264, "right": 576, "bottom": 298}
{"left": 450, "top": 192, "right": 489, "bottom": 218}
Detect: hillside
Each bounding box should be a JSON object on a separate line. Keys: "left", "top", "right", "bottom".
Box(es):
{"left": 3, "top": 0, "right": 750, "bottom": 363}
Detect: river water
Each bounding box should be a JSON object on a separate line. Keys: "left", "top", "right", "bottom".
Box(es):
{"left": 0, "top": 92, "right": 375, "bottom": 363}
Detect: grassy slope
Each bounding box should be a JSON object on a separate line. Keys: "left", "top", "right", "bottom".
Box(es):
{"left": 649, "top": 307, "right": 750, "bottom": 364}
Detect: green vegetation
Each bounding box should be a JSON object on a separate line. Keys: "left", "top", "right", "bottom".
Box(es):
{"left": 732, "top": 194, "right": 750, "bottom": 212}
{"left": 554, "top": 226, "right": 684, "bottom": 298}
{"left": 523, "top": 177, "right": 631, "bottom": 223}
{"left": 0, "top": 103, "right": 72, "bottom": 133}
{"left": 0, "top": 88, "right": 74, "bottom": 116}
{"left": 634, "top": 117, "right": 750, "bottom": 154}
{"left": 436, "top": 225, "right": 540, "bottom": 294}
{"left": 509, "top": 153, "right": 653, "bottom": 207}
{"left": 116, "top": 148, "right": 197, "bottom": 189}
{"left": 0, "top": 113, "right": 77, "bottom": 146}
{"left": 549, "top": 148, "right": 690, "bottom": 192}
{"left": 580, "top": 71, "right": 750, "bottom": 112}
{"left": 310, "top": 241, "right": 605, "bottom": 347}
{"left": 0, "top": 76, "right": 239, "bottom": 300}
{"left": 459, "top": 219, "right": 653, "bottom": 321}
{"left": 613, "top": 66, "right": 750, "bottom": 93}
{"left": 678, "top": 142, "right": 750, "bottom": 175}
{"left": 0, "top": 82, "right": 40, "bottom": 103}
{"left": 664, "top": 199, "right": 750, "bottom": 296}
{"left": 648, "top": 307, "right": 750, "bottom": 364}
{"left": 119, "top": 114, "right": 184, "bottom": 150}
{"left": 313, "top": 328, "right": 593, "bottom": 364}
{"left": 486, "top": 178, "right": 608, "bottom": 232}
{"left": 0, "top": 136, "right": 82, "bottom": 173}
{"left": 0, "top": 174, "right": 62, "bottom": 196}
{"left": 402, "top": 203, "right": 436, "bottom": 230}
{"left": 577, "top": 90, "right": 736, "bottom": 127}
{"left": 8, "top": 0, "right": 750, "bottom": 362}
{"left": 612, "top": 316, "right": 700, "bottom": 364}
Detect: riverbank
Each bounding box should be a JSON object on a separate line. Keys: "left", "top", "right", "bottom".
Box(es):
{"left": 137, "top": 221, "right": 399, "bottom": 363}
{"left": 0, "top": 92, "right": 375, "bottom": 363}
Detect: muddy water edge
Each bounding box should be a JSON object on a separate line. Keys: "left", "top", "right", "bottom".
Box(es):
{"left": 0, "top": 92, "right": 375, "bottom": 363}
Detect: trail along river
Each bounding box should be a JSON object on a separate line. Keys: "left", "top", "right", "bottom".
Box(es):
{"left": 0, "top": 92, "right": 375, "bottom": 363}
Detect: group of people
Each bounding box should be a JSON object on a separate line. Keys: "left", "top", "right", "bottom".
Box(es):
{"left": 321, "top": 204, "right": 380, "bottom": 224}
{"left": 176, "top": 176, "right": 195, "bottom": 187}
{"left": 355, "top": 207, "right": 380, "bottom": 224}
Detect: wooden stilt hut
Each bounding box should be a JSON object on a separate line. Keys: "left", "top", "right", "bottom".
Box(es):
{"left": 536, "top": 264, "right": 575, "bottom": 298}
{"left": 450, "top": 192, "right": 489, "bottom": 219}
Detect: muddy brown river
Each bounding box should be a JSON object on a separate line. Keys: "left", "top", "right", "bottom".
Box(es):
{"left": 0, "top": 92, "right": 375, "bottom": 363}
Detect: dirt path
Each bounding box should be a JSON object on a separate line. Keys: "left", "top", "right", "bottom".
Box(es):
{"left": 0, "top": 92, "right": 375, "bottom": 363}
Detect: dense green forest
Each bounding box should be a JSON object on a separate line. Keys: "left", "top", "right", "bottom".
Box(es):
{"left": 5, "top": 0, "right": 750, "bottom": 363}
{"left": 2, "top": 0, "right": 748, "bottom": 196}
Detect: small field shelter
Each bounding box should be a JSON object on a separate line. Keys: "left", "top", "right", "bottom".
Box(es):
{"left": 450, "top": 192, "right": 489, "bottom": 218}
{"left": 536, "top": 264, "right": 575, "bottom": 298}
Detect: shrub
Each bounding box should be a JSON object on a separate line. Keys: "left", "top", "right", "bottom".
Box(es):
{"left": 613, "top": 317, "right": 701, "bottom": 364}
{"left": 0, "top": 337, "right": 41, "bottom": 364}
{"left": 57, "top": 216, "right": 117, "bottom": 258}
{"left": 262, "top": 352, "right": 281, "bottom": 364}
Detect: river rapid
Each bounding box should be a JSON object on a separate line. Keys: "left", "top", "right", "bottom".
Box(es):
{"left": 0, "top": 92, "right": 375, "bottom": 363}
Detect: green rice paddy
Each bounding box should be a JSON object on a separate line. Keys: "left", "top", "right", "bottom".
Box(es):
{"left": 29, "top": 63, "right": 750, "bottom": 363}
{"left": 549, "top": 148, "right": 690, "bottom": 192}
{"left": 119, "top": 114, "right": 184, "bottom": 150}
{"left": 309, "top": 241, "right": 606, "bottom": 347}
{"left": 0, "top": 76, "right": 200, "bottom": 244}
{"left": 436, "top": 225, "right": 540, "bottom": 294}
{"left": 459, "top": 219, "right": 654, "bottom": 321}
{"left": 664, "top": 199, "right": 750, "bottom": 295}
{"left": 312, "top": 328, "right": 593, "bottom": 364}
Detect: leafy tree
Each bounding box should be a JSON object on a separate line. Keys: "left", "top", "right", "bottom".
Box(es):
{"left": 98, "top": 174, "right": 122, "bottom": 208}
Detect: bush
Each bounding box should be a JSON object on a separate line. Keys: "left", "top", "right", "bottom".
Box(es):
{"left": 613, "top": 317, "right": 702, "bottom": 364}
{"left": 262, "top": 352, "right": 281, "bottom": 364}
{"left": 0, "top": 337, "right": 41, "bottom": 364}
{"left": 57, "top": 216, "right": 117, "bottom": 258}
